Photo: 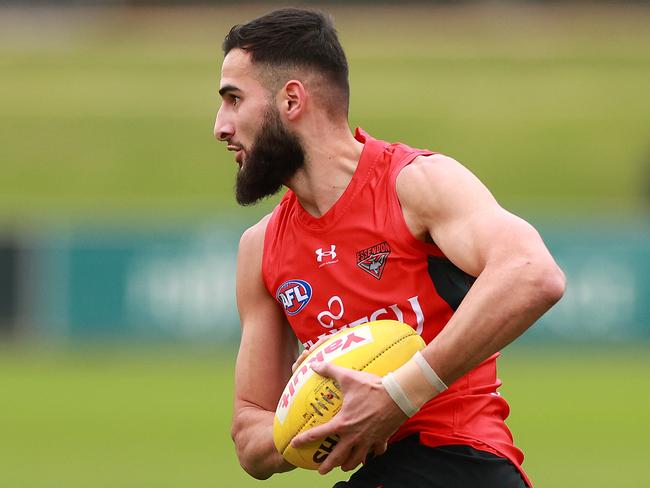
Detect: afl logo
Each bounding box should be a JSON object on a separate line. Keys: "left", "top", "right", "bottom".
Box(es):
{"left": 276, "top": 279, "right": 313, "bottom": 316}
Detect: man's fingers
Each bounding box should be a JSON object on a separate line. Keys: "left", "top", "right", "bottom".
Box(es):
{"left": 340, "top": 444, "right": 368, "bottom": 472}
{"left": 310, "top": 360, "right": 349, "bottom": 383}
{"left": 291, "top": 336, "right": 330, "bottom": 373}
{"left": 291, "top": 421, "right": 339, "bottom": 448}
{"left": 291, "top": 364, "right": 392, "bottom": 473}
{"left": 291, "top": 349, "right": 310, "bottom": 373}
{"left": 318, "top": 439, "right": 355, "bottom": 475}
{"left": 372, "top": 441, "right": 388, "bottom": 456}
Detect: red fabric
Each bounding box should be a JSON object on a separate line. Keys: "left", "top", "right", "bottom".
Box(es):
{"left": 262, "top": 128, "right": 531, "bottom": 487}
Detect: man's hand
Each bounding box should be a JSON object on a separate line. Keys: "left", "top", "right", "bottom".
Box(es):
{"left": 291, "top": 361, "right": 408, "bottom": 475}
{"left": 291, "top": 336, "right": 329, "bottom": 373}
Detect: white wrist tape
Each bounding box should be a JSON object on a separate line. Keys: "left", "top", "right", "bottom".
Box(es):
{"left": 413, "top": 351, "right": 448, "bottom": 393}
{"left": 382, "top": 351, "right": 447, "bottom": 417}
{"left": 381, "top": 373, "right": 418, "bottom": 417}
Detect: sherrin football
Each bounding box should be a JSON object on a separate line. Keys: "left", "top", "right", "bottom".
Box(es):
{"left": 272, "top": 320, "right": 426, "bottom": 470}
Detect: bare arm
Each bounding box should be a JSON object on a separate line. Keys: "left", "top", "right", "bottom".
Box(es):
{"left": 231, "top": 217, "right": 298, "bottom": 479}
{"left": 398, "top": 154, "right": 566, "bottom": 384}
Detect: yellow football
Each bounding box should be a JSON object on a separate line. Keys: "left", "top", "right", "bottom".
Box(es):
{"left": 272, "top": 320, "right": 426, "bottom": 470}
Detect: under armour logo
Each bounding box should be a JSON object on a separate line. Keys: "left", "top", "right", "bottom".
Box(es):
{"left": 315, "top": 245, "right": 338, "bottom": 267}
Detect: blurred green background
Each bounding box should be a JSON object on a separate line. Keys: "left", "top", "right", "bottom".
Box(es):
{"left": 2, "top": 2, "right": 649, "bottom": 221}
{"left": 1, "top": 2, "right": 649, "bottom": 487}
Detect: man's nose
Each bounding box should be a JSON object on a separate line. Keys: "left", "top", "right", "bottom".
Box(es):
{"left": 214, "top": 109, "right": 234, "bottom": 141}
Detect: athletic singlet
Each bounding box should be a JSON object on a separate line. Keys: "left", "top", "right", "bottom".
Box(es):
{"left": 262, "top": 128, "right": 531, "bottom": 487}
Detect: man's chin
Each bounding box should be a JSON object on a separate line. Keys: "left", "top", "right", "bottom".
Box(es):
{"left": 235, "top": 181, "right": 284, "bottom": 207}
{"left": 235, "top": 192, "right": 269, "bottom": 207}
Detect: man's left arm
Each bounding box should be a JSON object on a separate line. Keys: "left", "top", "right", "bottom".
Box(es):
{"left": 400, "top": 154, "right": 566, "bottom": 384}
{"left": 293, "top": 154, "right": 566, "bottom": 474}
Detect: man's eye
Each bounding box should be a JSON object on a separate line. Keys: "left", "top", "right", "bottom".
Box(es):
{"left": 232, "top": 95, "right": 241, "bottom": 105}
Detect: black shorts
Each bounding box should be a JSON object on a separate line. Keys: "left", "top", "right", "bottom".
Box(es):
{"left": 333, "top": 436, "right": 528, "bottom": 488}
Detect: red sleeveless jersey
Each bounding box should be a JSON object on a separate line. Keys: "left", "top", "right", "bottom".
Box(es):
{"left": 262, "top": 128, "right": 531, "bottom": 486}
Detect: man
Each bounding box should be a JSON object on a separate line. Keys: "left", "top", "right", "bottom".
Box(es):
{"left": 214, "top": 8, "right": 565, "bottom": 488}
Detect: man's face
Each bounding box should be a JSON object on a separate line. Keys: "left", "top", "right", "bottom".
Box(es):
{"left": 215, "top": 49, "right": 305, "bottom": 206}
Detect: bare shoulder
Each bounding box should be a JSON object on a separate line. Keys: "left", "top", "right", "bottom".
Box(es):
{"left": 398, "top": 153, "right": 469, "bottom": 180}
{"left": 396, "top": 153, "right": 556, "bottom": 277}
{"left": 237, "top": 213, "right": 275, "bottom": 305}
{"left": 396, "top": 154, "right": 497, "bottom": 239}
{"left": 396, "top": 154, "right": 494, "bottom": 212}
{"left": 238, "top": 213, "right": 273, "bottom": 257}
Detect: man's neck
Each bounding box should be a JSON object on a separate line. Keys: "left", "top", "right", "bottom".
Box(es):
{"left": 287, "top": 124, "right": 364, "bottom": 218}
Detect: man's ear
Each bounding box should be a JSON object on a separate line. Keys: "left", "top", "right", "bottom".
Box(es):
{"left": 281, "top": 80, "right": 307, "bottom": 121}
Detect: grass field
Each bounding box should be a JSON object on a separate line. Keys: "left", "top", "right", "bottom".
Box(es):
{"left": 0, "top": 344, "right": 648, "bottom": 487}
{"left": 0, "top": 4, "right": 649, "bottom": 222}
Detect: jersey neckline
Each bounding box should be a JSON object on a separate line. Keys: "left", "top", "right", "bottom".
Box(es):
{"left": 292, "top": 127, "right": 387, "bottom": 232}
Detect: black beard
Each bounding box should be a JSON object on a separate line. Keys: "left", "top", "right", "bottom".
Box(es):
{"left": 235, "top": 107, "right": 305, "bottom": 206}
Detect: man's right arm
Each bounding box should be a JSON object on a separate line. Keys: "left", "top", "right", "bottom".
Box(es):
{"left": 231, "top": 217, "right": 298, "bottom": 479}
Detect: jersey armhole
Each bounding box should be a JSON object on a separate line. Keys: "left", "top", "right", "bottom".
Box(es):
{"left": 388, "top": 149, "right": 446, "bottom": 258}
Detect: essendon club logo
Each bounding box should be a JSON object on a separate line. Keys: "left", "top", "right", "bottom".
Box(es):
{"left": 356, "top": 241, "right": 391, "bottom": 280}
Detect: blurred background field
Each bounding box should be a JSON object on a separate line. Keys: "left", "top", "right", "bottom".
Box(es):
{"left": 0, "top": 1, "right": 649, "bottom": 487}
{"left": 2, "top": 2, "right": 650, "bottom": 220}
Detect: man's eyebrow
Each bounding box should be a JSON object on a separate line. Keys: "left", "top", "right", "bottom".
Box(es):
{"left": 219, "top": 84, "right": 241, "bottom": 97}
